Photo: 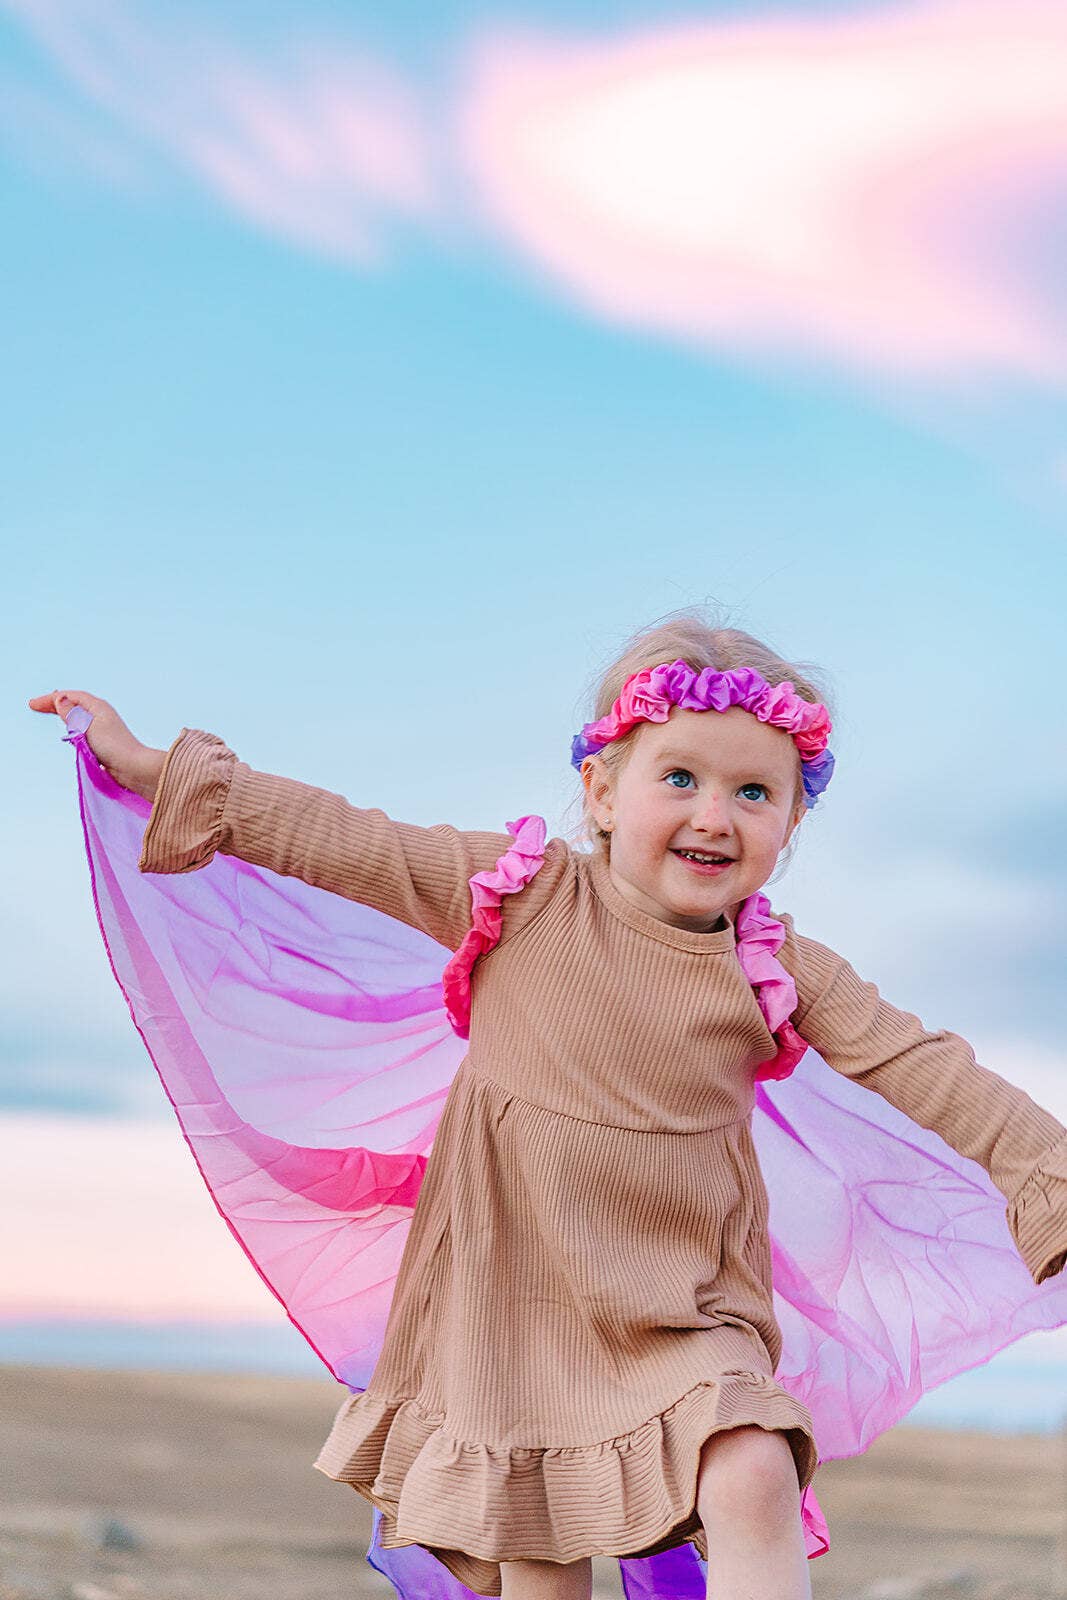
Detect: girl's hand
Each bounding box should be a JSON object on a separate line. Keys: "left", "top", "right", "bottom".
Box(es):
{"left": 28, "top": 690, "right": 166, "bottom": 801}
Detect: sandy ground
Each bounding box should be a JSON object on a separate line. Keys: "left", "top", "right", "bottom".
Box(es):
{"left": 1, "top": 1364, "right": 1066, "bottom": 1600}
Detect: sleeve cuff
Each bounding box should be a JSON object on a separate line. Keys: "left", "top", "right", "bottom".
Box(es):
{"left": 1007, "top": 1130, "right": 1067, "bottom": 1286}
{"left": 138, "top": 728, "right": 237, "bottom": 875}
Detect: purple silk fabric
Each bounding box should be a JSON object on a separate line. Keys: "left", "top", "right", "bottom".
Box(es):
{"left": 64, "top": 719, "right": 1067, "bottom": 1596}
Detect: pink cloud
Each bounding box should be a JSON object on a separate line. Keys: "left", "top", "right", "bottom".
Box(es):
{"left": 458, "top": 0, "right": 1067, "bottom": 381}
{"left": 4, "top": 0, "right": 434, "bottom": 264}
{"left": 0, "top": 1114, "right": 281, "bottom": 1321}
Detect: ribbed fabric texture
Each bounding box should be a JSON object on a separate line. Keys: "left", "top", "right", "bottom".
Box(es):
{"left": 139, "top": 727, "right": 1067, "bottom": 1594}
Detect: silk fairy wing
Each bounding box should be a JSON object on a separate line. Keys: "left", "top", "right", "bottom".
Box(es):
{"left": 755, "top": 1057, "right": 1067, "bottom": 1461}
{"left": 64, "top": 710, "right": 464, "bottom": 1390}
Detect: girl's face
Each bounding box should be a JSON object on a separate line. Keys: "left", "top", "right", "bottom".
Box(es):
{"left": 582, "top": 706, "right": 805, "bottom": 933}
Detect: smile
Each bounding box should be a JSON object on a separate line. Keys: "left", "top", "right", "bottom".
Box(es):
{"left": 671, "top": 848, "right": 733, "bottom": 873}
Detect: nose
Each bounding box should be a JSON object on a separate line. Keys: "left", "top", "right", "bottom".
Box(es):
{"left": 689, "top": 790, "right": 734, "bottom": 835}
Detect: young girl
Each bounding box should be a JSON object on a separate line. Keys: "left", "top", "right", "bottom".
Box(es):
{"left": 31, "top": 615, "right": 1067, "bottom": 1600}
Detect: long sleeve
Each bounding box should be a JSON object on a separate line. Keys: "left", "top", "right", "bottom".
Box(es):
{"left": 137, "top": 727, "right": 556, "bottom": 953}
{"left": 774, "top": 910, "right": 1067, "bottom": 1287}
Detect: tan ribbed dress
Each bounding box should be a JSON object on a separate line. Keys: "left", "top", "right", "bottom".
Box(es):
{"left": 139, "top": 729, "right": 1067, "bottom": 1596}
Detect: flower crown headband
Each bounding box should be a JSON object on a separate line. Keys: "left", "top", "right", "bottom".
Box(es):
{"left": 570, "top": 659, "right": 835, "bottom": 810}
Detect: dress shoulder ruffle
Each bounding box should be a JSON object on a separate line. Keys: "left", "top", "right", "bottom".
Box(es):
{"left": 441, "top": 814, "right": 548, "bottom": 1039}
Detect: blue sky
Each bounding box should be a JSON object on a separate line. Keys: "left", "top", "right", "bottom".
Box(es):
{"left": 5, "top": 0, "right": 1067, "bottom": 1344}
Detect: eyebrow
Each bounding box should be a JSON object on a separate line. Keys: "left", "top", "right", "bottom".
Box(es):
{"left": 652, "top": 747, "right": 787, "bottom": 780}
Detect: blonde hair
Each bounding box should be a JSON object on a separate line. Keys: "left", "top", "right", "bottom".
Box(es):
{"left": 563, "top": 605, "right": 836, "bottom": 882}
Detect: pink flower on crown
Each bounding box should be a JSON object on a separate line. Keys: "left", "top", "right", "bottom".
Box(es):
{"left": 794, "top": 701, "right": 832, "bottom": 760}
{"left": 758, "top": 678, "right": 799, "bottom": 724}
{"left": 752, "top": 677, "right": 832, "bottom": 757}
{"left": 624, "top": 669, "right": 673, "bottom": 727}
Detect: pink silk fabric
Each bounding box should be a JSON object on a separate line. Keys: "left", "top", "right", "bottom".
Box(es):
{"left": 63, "top": 718, "right": 1067, "bottom": 1595}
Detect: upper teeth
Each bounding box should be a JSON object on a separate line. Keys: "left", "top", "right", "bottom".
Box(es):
{"left": 677, "top": 850, "right": 728, "bottom": 863}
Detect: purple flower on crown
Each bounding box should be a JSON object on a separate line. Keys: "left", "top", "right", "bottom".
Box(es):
{"left": 802, "top": 747, "right": 835, "bottom": 808}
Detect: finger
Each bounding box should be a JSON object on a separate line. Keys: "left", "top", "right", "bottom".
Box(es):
{"left": 28, "top": 690, "right": 105, "bottom": 721}
{"left": 28, "top": 693, "right": 64, "bottom": 713}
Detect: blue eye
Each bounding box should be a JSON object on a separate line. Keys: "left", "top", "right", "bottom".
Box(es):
{"left": 666, "top": 770, "right": 768, "bottom": 801}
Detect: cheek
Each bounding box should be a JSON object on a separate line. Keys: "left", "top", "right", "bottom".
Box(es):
{"left": 752, "top": 810, "right": 790, "bottom": 848}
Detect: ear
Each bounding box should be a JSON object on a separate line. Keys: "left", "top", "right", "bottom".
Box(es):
{"left": 782, "top": 799, "right": 805, "bottom": 849}
{"left": 581, "top": 754, "right": 614, "bottom": 832}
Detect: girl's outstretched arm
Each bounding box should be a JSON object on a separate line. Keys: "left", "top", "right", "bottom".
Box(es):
{"left": 31, "top": 695, "right": 564, "bottom": 953}
{"left": 774, "top": 910, "right": 1067, "bottom": 1287}
{"left": 131, "top": 726, "right": 564, "bottom": 953}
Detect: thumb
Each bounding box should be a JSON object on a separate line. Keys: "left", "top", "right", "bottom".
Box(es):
{"left": 57, "top": 695, "right": 94, "bottom": 738}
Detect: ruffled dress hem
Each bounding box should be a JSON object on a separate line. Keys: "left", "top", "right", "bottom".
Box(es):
{"left": 313, "top": 1372, "right": 819, "bottom": 1597}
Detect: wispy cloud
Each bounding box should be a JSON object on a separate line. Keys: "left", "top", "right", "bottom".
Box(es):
{"left": 3, "top": 0, "right": 435, "bottom": 263}
{"left": 458, "top": 0, "right": 1067, "bottom": 382}
{"left": 0, "top": 67, "right": 146, "bottom": 188}
{"left": 5, "top": 0, "right": 1067, "bottom": 378}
